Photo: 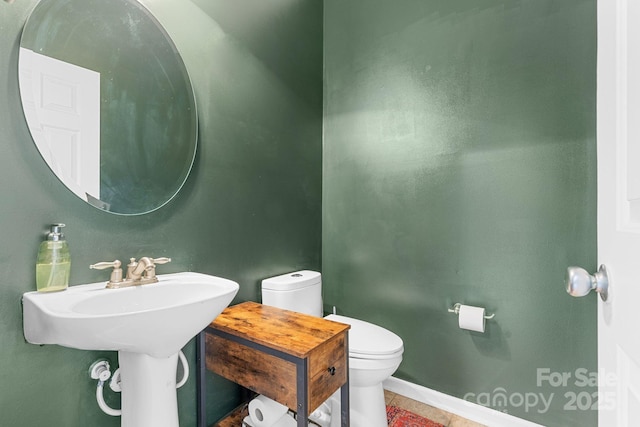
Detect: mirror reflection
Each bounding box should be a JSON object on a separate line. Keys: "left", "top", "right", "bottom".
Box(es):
{"left": 19, "top": 0, "right": 197, "bottom": 215}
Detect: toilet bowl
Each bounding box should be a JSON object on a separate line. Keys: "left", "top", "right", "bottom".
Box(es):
{"left": 260, "top": 271, "right": 404, "bottom": 427}
{"left": 325, "top": 314, "right": 403, "bottom": 427}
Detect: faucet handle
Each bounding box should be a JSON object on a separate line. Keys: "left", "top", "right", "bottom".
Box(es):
{"left": 90, "top": 260, "right": 123, "bottom": 284}
{"left": 90, "top": 260, "right": 121, "bottom": 270}
{"left": 143, "top": 257, "right": 171, "bottom": 281}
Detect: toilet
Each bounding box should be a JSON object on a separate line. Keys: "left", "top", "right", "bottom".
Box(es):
{"left": 260, "top": 270, "right": 404, "bottom": 427}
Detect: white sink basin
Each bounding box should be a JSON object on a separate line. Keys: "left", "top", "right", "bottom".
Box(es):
{"left": 22, "top": 272, "right": 239, "bottom": 358}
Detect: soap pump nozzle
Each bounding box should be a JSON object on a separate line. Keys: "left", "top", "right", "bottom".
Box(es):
{"left": 46, "top": 223, "right": 66, "bottom": 241}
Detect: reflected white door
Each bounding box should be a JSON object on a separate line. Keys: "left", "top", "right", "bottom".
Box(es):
{"left": 18, "top": 48, "right": 100, "bottom": 200}
{"left": 597, "top": 0, "right": 640, "bottom": 425}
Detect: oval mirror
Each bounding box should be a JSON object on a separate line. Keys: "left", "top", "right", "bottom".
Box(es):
{"left": 18, "top": 0, "right": 197, "bottom": 215}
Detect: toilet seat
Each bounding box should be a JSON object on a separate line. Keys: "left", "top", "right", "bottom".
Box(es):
{"left": 324, "top": 314, "right": 404, "bottom": 360}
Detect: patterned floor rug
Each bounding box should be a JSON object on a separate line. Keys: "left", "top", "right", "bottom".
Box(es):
{"left": 386, "top": 405, "right": 446, "bottom": 427}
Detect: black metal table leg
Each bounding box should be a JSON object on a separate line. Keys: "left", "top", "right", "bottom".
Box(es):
{"left": 196, "top": 331, "right": 207, "bottom": 427}
{"left": 296, "top": 358, "right": 309, "bottom": 427}
{"left": 341, "top": 333, "right": 350, "bottom": 427}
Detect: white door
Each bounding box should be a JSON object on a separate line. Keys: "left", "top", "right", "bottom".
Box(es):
{"left": 18, "top": 48, "right": 101, "bottom": 201}
{"left": 597, "top": 0, "right": 640, "bottom": 425}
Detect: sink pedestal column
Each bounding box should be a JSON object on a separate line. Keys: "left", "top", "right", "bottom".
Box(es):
{"left": 119, "top": 351, "right": 180, "bottom": 427}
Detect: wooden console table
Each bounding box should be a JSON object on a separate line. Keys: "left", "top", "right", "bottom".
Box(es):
{"left": 205, "top": 302, "right": 350, "bottom": 427}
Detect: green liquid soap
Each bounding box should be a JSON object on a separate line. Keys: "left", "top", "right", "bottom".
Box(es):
{"left": 36, "top": 261, "right": 71, "bottom": 292}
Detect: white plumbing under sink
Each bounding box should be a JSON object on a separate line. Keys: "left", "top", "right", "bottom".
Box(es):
{"left": 22, "top": 271, "right": 239, "bottom": 427}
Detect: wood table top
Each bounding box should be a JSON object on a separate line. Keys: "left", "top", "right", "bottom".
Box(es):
{"left": 209, "top": 301, "right": 350, "bottom": 358}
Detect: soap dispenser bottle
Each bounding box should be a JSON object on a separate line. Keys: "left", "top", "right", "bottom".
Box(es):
{"left": 36, "top": 223, "right": 71, "bottom": 292}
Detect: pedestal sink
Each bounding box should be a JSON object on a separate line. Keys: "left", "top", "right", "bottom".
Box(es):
{"left": 22, "top": 272, "right": 239, "bottom": 427}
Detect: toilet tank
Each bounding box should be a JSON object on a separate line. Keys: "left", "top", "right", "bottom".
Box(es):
{"left": 261, "top": 270, "right": 322, "bottom": 317}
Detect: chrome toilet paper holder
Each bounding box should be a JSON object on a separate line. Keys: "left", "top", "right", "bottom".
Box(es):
{"left": 448, "top": 303, "right": 495, "bottom": 320}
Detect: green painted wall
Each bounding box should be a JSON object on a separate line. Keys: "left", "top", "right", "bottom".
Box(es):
{"left": 0, "top": 0, "right": 322, "bottom": 425}
{"left": 323, "top": 1, "right": 597, "bottom": 426}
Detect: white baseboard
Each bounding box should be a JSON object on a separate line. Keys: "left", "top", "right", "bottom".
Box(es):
{"left": 383, "top": 377, "right": 546, "bottom": 427}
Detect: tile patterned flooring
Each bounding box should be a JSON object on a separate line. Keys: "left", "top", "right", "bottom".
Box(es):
{"left": 385, "top": 390, "right": 487, "bottom": 427}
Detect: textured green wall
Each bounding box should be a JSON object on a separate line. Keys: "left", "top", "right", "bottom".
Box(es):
{"left": 323, "top": 1, "right": 597, "bottom": 426}
{"left": 0, "top": 0, "right": 322, "bottom": 425}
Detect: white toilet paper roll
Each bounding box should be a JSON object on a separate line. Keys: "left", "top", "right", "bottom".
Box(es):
{"left": 248, "top": 395, "right": 289, "bottom": 427}
{"left": 458, "top": 304, "right": 486, "bottom": 333}
{"left": 272, "top": 413, "right": 297, "bottom": 427}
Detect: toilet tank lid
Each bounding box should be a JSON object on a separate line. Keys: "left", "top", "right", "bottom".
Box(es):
{"left": 325, "top": 314, "right": 404, "bottom": 356}
{"left": 262, "top": 270, "right": 321, "bottom": 291}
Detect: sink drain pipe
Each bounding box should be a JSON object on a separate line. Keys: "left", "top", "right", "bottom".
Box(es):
{"left": 90, "top": 351, "right": 190, "bottom": 417}
{"left": 176, "top": 350, "right": 189, "bottom": 388}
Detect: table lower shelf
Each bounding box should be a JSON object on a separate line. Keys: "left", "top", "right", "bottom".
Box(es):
{"left": 212, "top": 402, "right": 249, "bottom": 427}
{"left": 214, "top": 403, "right": 331, "bottom": 427}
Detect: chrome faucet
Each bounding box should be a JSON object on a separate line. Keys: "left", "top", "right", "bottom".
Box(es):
{"left": 90, "top": 257, "right": 171, "bottom": 289}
